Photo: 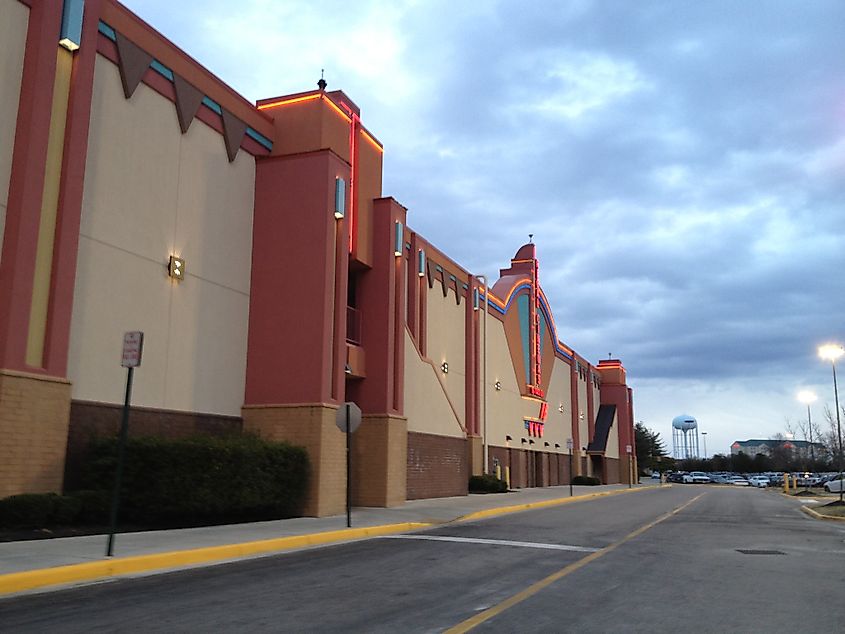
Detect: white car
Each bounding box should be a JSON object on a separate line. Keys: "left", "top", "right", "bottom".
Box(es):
{"left": 688, "top": 471, "right": 711, "bottom": 484}
{"left": 824, "top": 474, "right": 845, "bottom": 493}
{"left": 748, "top": 476, "right": 769, "bottom": 488}
{"left": 729, "top": 477, "right": 750, "bottom": 486}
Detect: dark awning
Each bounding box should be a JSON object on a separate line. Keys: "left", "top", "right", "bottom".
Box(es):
{"left": 587, "top": 404, "right": 616, "bottom": 454}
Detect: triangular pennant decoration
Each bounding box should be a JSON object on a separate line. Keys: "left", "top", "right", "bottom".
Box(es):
{"left": 114, "top": 32, "right": 153, "bottom": 99}
{"left": 173, "top": 74, "right": 204, "bottom": 134}
{"left": 221, "top": 108, "right": 247, "bottom": 162}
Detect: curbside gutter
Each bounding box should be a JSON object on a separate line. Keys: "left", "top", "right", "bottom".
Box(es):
{"left": 0, "top": 522, "right": 430, "bottom": 597}
{"left": 0, "top": 484, "right": 667, "bottom": 597}
{"left": 800, "top": 505, "right": 845, "bottom": 522}
{"left": 456, "top": 484, "right": 664, "bottom": 523}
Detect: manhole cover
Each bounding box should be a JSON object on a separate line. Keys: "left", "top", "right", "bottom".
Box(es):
{"left": 736, "top": 549, "right": 786, "bottom": 555}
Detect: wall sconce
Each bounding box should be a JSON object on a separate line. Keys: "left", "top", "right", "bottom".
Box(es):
{"left": 59, "top": 0, "right": 84, "bottom": 51}
{"left": 417, "top": 249, "right": 426, "bottom": 276}
{"left": 168, "top": 255, "right": 185, "bottom": 281}
{"left": 521, "top": 438, "right": 527, "bottom": 444}
{"left": 506, "top": 435, "right": 513, "bottom": 442}
{"left": 334, "top": 177, "right": 346, "bottom": 219}
{"left": 529, "top": 439, "right": 535, "bottom": 445}
{"left": 494, "top": 380, "right": 502, "bottom": 391}
{"left": 473, "top": 288, "right": 480, "bottom": 311}
{"left": 558, "top": 403, "right": 564, "bottom": 413}
{"left": 544, "top": 442, "right": 550, "bottom": 447}
{"left": 441, "top": 361, "right": 449, "bottom": 374}
{"left": 344, "top": 363, "right": 352, "bottom": 375}
{"left": 554, "top": 443, "right": 561, "bottom": 449}
{"left": 394, "top": 221, "right": 404, "bottom": 256}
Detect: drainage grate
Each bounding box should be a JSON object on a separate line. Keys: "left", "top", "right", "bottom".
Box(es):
{"left": 736, "top": 549, "right": 786, "bottom": 555}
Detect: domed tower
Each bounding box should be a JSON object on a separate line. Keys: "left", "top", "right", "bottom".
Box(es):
{"left": 672, "top": 415, "right": 699, "bottom": 460}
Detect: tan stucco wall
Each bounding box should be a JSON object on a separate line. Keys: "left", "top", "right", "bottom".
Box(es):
{"left": 606, "top": 410, "right": 620, "bottom": 459}
{"left": 424, "top": 284, "right": 466, "bottom": 427}
{"left": 483, "top": 317, "right": 558, "bottom": 449}
{"left": 577, "top": 373, "right": 589, "bottom": 453}
{"left": 404, "top": 330, "right": 464, "bottom": 437}
{"left": 0, "top": 1, "right": 29, "bottom": 250}
{"left": 67, "top": 58, "right": 254, "bottom": 416}
{"left": 543, "top": 357, "right": 573, "bottom": 453}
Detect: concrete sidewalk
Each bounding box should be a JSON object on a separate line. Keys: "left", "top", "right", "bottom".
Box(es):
{"left": 0, "top": 482, "right": 660, "bottom": 596}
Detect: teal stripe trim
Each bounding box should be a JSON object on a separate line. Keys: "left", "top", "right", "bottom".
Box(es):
{"left": 98, "top": 21, "right": 116, "bottom": 40}
{"left": 150, "top": 59, "right": 173, "bottom": 81}
{"left": 202, "top": 96, "right": 223, "bottom": 115}
{"left": 246, "top": 128, "right": 273, "bottom": 151}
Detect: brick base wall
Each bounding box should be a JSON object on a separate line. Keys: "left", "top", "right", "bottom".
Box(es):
{"left": 64, "top": 400, "right": 242, "bottom": 491}
{"left": 606, "top": 457, "right": 621, "bottom": 484}
{"left": 488, "top": 446, "right": 573, "bottom": 489}
{"left": 243, "top": 403, "right": 345, "bottom": 517}
{"left": 352, "top": 414, "right": 407, "bottom": 507}
{"left": 0, "top": 370, "right": 72, "bottom": 497}
{"left": 406, "top": 432, "right": 467, "bottom": 500}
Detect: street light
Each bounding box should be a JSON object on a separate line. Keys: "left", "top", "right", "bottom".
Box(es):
{"left": 818, "top": 344, "right": 844, "bottom": 503}
{"left": 701, "top": 431, "right": 707, "bottom": 459}
{"left": 797, "top": 390, "right": 817, "bottom": 467}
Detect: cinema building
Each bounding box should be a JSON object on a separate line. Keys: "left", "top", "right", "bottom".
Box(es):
{"left": 0, "top": 0, "right": 636, "bottom": 516}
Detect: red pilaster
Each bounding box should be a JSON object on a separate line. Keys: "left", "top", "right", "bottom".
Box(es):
{"left": 245, "top": 151, "right": 350, "bottom": 405}
{"left": 570, "top": 362, "right": 580, "bottom": 455}
{"left": 586, "top": 366, "right": 595, "bottom": 444}
{"left": 407, "top": 233, "right": 420, "bottom": 342}
{"left": 0, "top": 1, "right": 62, "bottom": 372}
{"left": 355, "top": 198, "right": 406, "bottom": 415}
{"left": 44, "top": 0, "right": 103, "bottom": 377}
{"left": 464, "top": 276, "right": 477, "bottom": 436}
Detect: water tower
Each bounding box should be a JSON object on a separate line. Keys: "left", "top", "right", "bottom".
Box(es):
{"left": 672, "top": 415, "right": 700, "bottom": 460}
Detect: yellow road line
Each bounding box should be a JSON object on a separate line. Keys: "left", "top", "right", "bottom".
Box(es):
{"left": 456, "top": 485, "right": 665, "bottom": 523}
{"left": 0, "top": 522, "right": 430, "bottom": 596}
{"left": 445, "top": 492, "right": 705, "bottom": 633}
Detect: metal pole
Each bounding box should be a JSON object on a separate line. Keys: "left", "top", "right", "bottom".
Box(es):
{"left": 702, "top": 432, "right": 707, "bottom": 459}
{"left": 106, "top": 366, "right": 133, "bottom": 557}
{"left": 832, "top": 360, "right": 843, "bottom": 504}
{"left": 807, "top": 404, "right": 814, "bottom": 467}
{"left": 568, "top": 451, "right": 573, "bottom": 497}
{"left": 346, "top": 404, "right": 352, "bottom": 528}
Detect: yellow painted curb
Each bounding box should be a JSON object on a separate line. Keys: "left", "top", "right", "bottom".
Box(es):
{"left": 0, "top": 522, "right": 430, "bottom": 596}
{"left": 800, "top": 505, "right": 845, "bottom": 522}
{"left": 456, "top": 485, "right": 664, "bottom": 523}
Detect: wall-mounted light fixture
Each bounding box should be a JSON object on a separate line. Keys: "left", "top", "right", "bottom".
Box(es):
{"left": 554, "top": 443, "right": 561, "bottom": 449}
{"left": 417, "top": 249, "right": 426, "bottom": 276}
{"left": 506, "top": 435, "right": 513, "bottom": 442}
{"left": 544, "top": 442, "right": 550, "bottom": 447}
{"left": 529, "top": 439, "right": 535, "bottom": 445}
{"left": 59, "top": 0, "right": 84, "bottom": 51}
{"left": 494, "top": 380, "right": 502, "bottom": 391}
{"left": 441, "top": 361, "right": 449, "bottom": 374}
{"left": 558, "top": 403, "right": 564, "bottom": 413}
{"left": 344, "top": 363, "right": 352, "bottom": 375}
{"left": 334, "top": 177, "right": 346, "bottom": 219}
{"left": 168, "top": 255, "right": 185, "bottom": 281}
{"left": 394, "top": 221, "right": 404, "bottom": 256}
{"left": 521, "top": 438, "right": 527, "bottom": 444}
{"left": 473, "top": 287, "right": 480, "bottom": 311}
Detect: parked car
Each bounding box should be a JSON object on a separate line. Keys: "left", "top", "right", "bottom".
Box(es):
{"left": 710, "top": 474, "right": 730, "bottom": 484}
{"left": 688, "top": 471, "right": 711, "bottom": 484}
{"left": 729, "top": 477, "right": 750, "bottom": 486}
{"left": 824, "top": 474, "right": 845, "bottom": 493}
{"left": 666, "top": 472, "right": 685, "bottom": 483}
{"left": 748, "top": 476, "right": 769, "bottom": 488}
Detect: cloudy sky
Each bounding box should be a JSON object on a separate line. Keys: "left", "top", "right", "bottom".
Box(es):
{"left": 122, "top": 0, "right": 845, "bottom": 457}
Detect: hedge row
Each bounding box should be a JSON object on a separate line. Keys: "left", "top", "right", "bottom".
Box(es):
{"left": 572, "top": 475, "right": 601, "bottom": 486}
{"left": 0, "top": 434, "right": 309, "bottom": 529}
{"left": 469, "top": 474, "right": 509, "bottom": 493}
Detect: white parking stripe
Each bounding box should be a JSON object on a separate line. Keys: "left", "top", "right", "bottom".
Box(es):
{"left": 378, "top": 535, "right": 599, "bottom": 552}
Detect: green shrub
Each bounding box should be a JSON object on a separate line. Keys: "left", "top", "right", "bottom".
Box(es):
{"left": 68, "top": 490, "right": 109, "bottom": 525}
{"left": 0, "top": 492, "right": 85, "bottom": 528}
{"left": 77, "top": 434, "right": 309, "bottom": 525}
{"left": 469, "top": 474, "right": 508, "bottom": 493}
{"left": 572, "top": 475, "right": 601, "bottom": 486}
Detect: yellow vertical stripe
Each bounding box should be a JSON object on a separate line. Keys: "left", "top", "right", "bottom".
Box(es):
{"left": 25, "top": 48, "right": 73, "bottom": 367}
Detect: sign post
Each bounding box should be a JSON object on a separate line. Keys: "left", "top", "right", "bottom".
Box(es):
{"left": 336, "top": 402, "right": 361, "bottom": 528}
{"left": 626, "top": 444, "right": 633, "bottom": 488}
{"left": 566, "top": 438, "right": 574, "bottom": 497}
{"left": 107, "top": 331, "right": 143, "bottom": 557}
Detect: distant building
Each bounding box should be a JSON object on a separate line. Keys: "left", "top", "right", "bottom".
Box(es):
{"left": 730, "top": 439, "right": 826, "bottom": 459}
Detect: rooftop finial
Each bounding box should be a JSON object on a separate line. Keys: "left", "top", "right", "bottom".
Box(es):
{"left": 318, "top": 69, "right": 327, "bottom": 91}
{"left": 528, "top": 233, "right": 534, "bottom": 244}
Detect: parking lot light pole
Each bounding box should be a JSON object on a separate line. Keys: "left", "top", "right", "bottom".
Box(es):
{"left": 818, "top": 344, "right": 844, "bottom": 503}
